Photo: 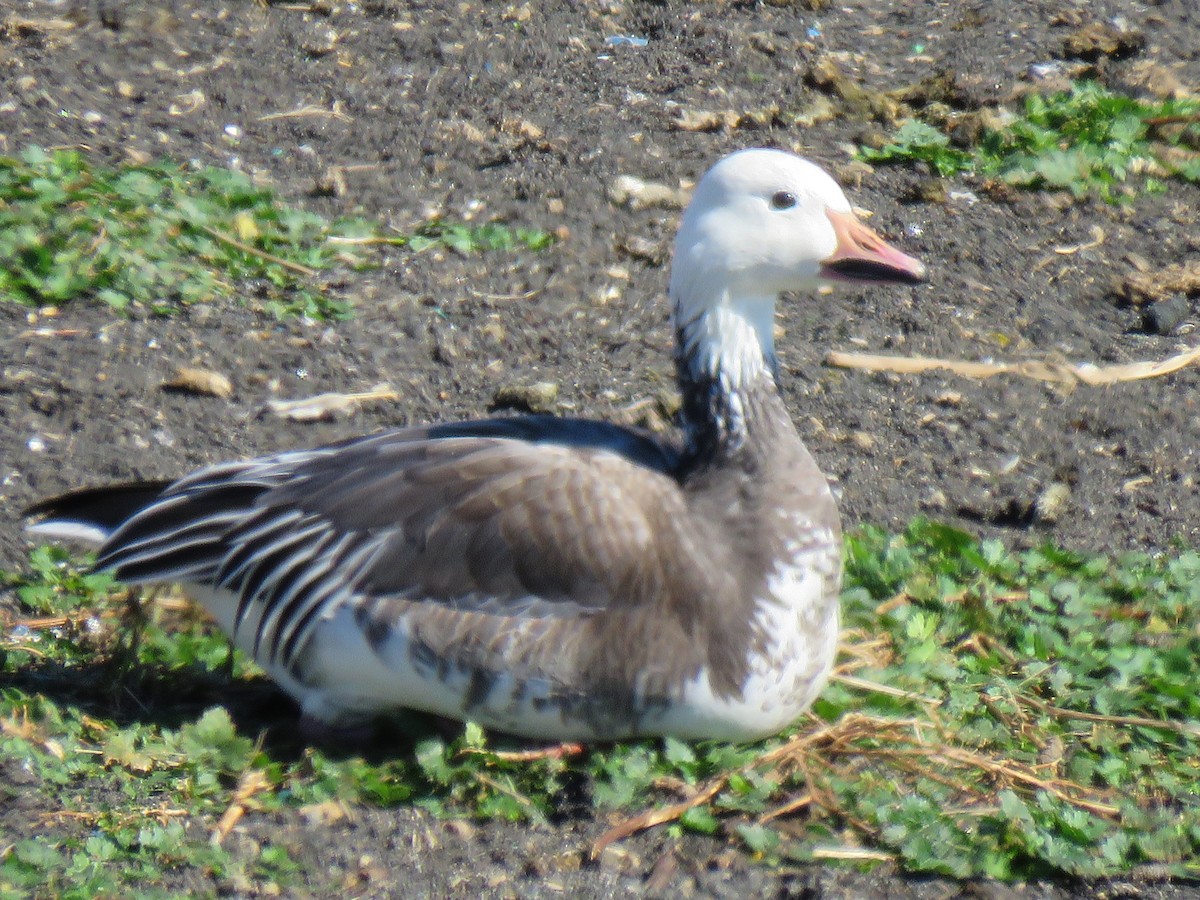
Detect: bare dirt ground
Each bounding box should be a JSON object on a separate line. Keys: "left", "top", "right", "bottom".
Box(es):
{"left": 2, "top": 0, "right": 1200, "bottom": 896}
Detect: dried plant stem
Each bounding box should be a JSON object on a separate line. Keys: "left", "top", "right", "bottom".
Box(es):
{"left": 1018, "top": 692, "right": 1200, "bottom": 737}
{"left": 196, "top": 225, "right": 319, "bottom": 277}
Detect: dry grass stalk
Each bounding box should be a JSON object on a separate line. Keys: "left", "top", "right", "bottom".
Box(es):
{"left": 259, "top": 103, "right": 353, "bottom": 122}
{"left": 459, "top": 742, "right": 585, "bottom": 763}
{"left": 211, "top": 768, "right": 271, "bottom": 846}
{"left": 197, "top": 224, "right": 318, "bottom": 277}
{"left": 827, "top": 344, "right": 1200, "bottom": 386}
{"left": 1018, "top": 692, "right": 1200, "bottom": 737}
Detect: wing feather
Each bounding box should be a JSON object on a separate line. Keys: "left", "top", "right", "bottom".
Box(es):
{"left": 85, "top": 418, "right": 689, "bottom": 674}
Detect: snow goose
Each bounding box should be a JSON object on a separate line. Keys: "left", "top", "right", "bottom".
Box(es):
{"left": 26, "top": 149, "right": 925, "bottom": 741}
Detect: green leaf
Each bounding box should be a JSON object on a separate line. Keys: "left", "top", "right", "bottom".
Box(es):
{"left": 178, "top": 707, "right": 254, "bottom": 773}
{"left": 680, "top": 805, "right": 721, "bottom": 834}
{"left": 735, "top": 822, "right": 780, "bottom": 854}
{"left": 663, "top": 736, "right": 697, "bottom": 769}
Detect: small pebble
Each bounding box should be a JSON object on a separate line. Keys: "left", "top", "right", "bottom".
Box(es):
{"left": 162, "top": 367, "right": 234, "bottom": 399}
{"left": 912, "top": 179, "right": 948, "bottom": 204}
{"left": 997, "top": 454, "right": 1021, "bottom": 476}
{"left": 604, "top": 35, "right": 648, "bottom": 48}
{"left": 596, "top": 844, "right": 642, "bottom": 874}
{"left": 850, "top": 430, "right": 875, "bottom": 450}
{"left": 304, "top": 27, "right": 339, "bottom": 56}
{"left": 922, "top": 489, "right": 949, "bottom": 510}
{"left": 1034, "top": 482, "right": 1072, "bottom": 524}
{"left": 1141, "top": 295, "right": 1190, "bottom": 336}
{"left": 1027, "top": 61, "right": 1065, "bottom": 81}
{"left": 608, "top": 174, "right": 688, "bottom": 210}
{"left": 493, "top": 381, "right": 558, "bottom": 413}
{"left": 479, "top": 321, "right": 506, "bottom": 344}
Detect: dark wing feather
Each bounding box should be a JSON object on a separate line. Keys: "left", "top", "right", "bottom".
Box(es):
{"left": 24, "top": 481, "right": 173, "bottom": 531}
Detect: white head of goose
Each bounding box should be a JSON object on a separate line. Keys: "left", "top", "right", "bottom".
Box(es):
{"left": 26, "top": 148, "right": 925, "bottom": 742}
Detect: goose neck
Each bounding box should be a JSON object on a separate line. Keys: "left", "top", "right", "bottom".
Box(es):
{"left": 673, "top": 292, "right": 786, "bottom": 461}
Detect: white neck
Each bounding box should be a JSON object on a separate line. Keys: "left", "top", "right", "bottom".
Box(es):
{"left": 675, "top": 289, "right": 777, "bottom": 390}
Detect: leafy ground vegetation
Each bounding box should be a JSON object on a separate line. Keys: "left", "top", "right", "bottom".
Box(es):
{"left": 3, "top": 0, "right": 1200, "bottom": 896}
{"left": 0, "top": 147, "right": 553, "bottom": 320}
{"left": 861, "top": 81, "right": 1200, "bottom": 200}
{"left": 3, "top": 523, "right": 1199, "bottom": 895}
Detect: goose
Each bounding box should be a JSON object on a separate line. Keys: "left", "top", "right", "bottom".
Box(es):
{"left": 25, "top": 148, "right": 925, "bottom": 742}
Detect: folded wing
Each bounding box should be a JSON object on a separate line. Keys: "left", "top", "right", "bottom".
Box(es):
{"left": 37, "top": 419, "right": 698, "bottom": 684}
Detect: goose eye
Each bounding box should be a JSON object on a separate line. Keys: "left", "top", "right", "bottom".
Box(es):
{"left": 769, "top": 191, "right": 797, "bottom": 210}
